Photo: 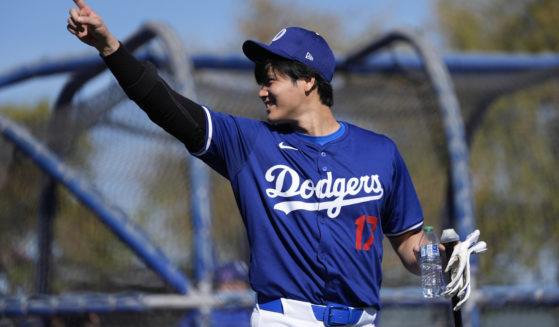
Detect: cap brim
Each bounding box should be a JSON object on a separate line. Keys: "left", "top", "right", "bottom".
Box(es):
{"left": 242, "top": 40, "right": 290, "bottom": 63}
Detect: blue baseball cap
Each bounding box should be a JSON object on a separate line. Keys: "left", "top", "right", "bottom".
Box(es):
{"left": 242, "top": 27, "right": 336, "bottom": 82}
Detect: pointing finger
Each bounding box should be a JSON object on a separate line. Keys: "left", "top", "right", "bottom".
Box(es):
{"left": 73, "top": 0, "right": 88, "bottom": 10}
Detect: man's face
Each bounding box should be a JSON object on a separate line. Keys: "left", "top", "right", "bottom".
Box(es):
{"left": 258, "top": 68, "right": 308, "bottom": 124}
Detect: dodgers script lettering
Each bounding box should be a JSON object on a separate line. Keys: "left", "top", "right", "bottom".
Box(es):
{"left": 265, "top": 165, "right": 384, "bottom": 218}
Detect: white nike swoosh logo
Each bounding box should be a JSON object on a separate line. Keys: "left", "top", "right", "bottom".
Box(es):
{"left": 279, "top": 142, "right": 298, "bottom": 151}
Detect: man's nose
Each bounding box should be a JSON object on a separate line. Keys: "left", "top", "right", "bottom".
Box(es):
{"left": 258, "top": 85, "right": 268, "bottom": 98}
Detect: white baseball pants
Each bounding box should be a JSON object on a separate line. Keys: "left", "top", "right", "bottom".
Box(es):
{"left": 251, "top": 298, "right": 377, "bottom": 327}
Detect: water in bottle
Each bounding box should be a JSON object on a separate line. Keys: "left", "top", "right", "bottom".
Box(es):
{"left": 419, "top": 226, "right": 445, "bottom": 298}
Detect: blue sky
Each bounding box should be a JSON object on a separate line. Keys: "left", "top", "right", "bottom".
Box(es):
{"left": 0, "top": 0, "right": 436, "bottom": 104}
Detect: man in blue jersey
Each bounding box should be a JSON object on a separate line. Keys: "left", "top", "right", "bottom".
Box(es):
{"left": 67, "top": 1, "right": 436, "bottom": 325}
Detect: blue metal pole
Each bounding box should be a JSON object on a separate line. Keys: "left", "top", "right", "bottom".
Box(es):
{"left": 0, "top": 114, "right": 190, "bottom": 294}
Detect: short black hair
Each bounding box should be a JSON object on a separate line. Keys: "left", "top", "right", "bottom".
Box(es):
{"left": 254, "top": 59, "right": 334, "bottom": 107}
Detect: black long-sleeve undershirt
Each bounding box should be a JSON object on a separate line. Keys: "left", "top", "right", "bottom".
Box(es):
{"left": 101, "top": 43, "right": 207, "bottom": 153}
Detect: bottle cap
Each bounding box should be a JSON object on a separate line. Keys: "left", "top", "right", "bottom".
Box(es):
{"left": 424, "top": 226, "right": 434, "bottom": 232}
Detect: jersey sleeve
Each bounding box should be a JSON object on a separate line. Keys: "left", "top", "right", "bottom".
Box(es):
{"left": 192, "top": 107, "right": 263, "bottom": 180}
{"left": 381, "top": 141, "right": 424, "bottom": 237}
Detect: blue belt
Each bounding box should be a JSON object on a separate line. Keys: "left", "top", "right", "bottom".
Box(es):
{"left": 258, "top": 298, "right": 363, "bottom": 326}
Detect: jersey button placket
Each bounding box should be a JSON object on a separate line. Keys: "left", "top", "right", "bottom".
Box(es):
{"left": 320, "top": 151, "right": 328, "bottom": 171}
{"left": 316, "top": 149, "right": 332, "bottom": 280}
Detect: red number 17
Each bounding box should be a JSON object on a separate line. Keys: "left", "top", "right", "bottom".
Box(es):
{"left": 355, "top": 215, "right": 379, "bottom": 251}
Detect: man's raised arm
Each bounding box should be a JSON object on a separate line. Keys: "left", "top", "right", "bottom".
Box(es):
{"left": 66, "top": 0, "right": 207, "bottom": 153}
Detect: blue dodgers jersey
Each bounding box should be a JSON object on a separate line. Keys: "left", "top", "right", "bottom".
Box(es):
{"left": 194, "top": 107, "right": 424, "bottom": 309}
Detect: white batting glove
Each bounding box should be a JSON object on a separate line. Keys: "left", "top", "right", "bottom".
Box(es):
{"left": 443, "top": 229, "right": 487, "bottom": 311}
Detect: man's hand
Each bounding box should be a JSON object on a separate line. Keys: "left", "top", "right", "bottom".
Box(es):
{"left": 67, "top": 0, "right": 119, "bottom": 56}
{"left": 443, "top": 229, "right": 487, "bottom": 311}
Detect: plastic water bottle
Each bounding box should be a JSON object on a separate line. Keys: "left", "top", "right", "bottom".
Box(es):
{"left": 419, "top": 226, "right": 445, "bottom": 298}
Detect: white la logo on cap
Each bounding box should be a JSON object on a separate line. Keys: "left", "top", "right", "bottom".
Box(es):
{"left": 272, "top": 29, "right": 287, "bottom": 42}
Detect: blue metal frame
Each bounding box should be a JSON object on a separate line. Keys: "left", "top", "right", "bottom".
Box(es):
{"left": 3, "top": 49, "right": 559, "bottom": 90}
{"left": 0, "top": 114, "right": 189, "bottom": 294}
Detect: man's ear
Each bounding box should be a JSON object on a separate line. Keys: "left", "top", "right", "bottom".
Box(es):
{"left": 303, "top": 76, "right": 317, "bottom": 93}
